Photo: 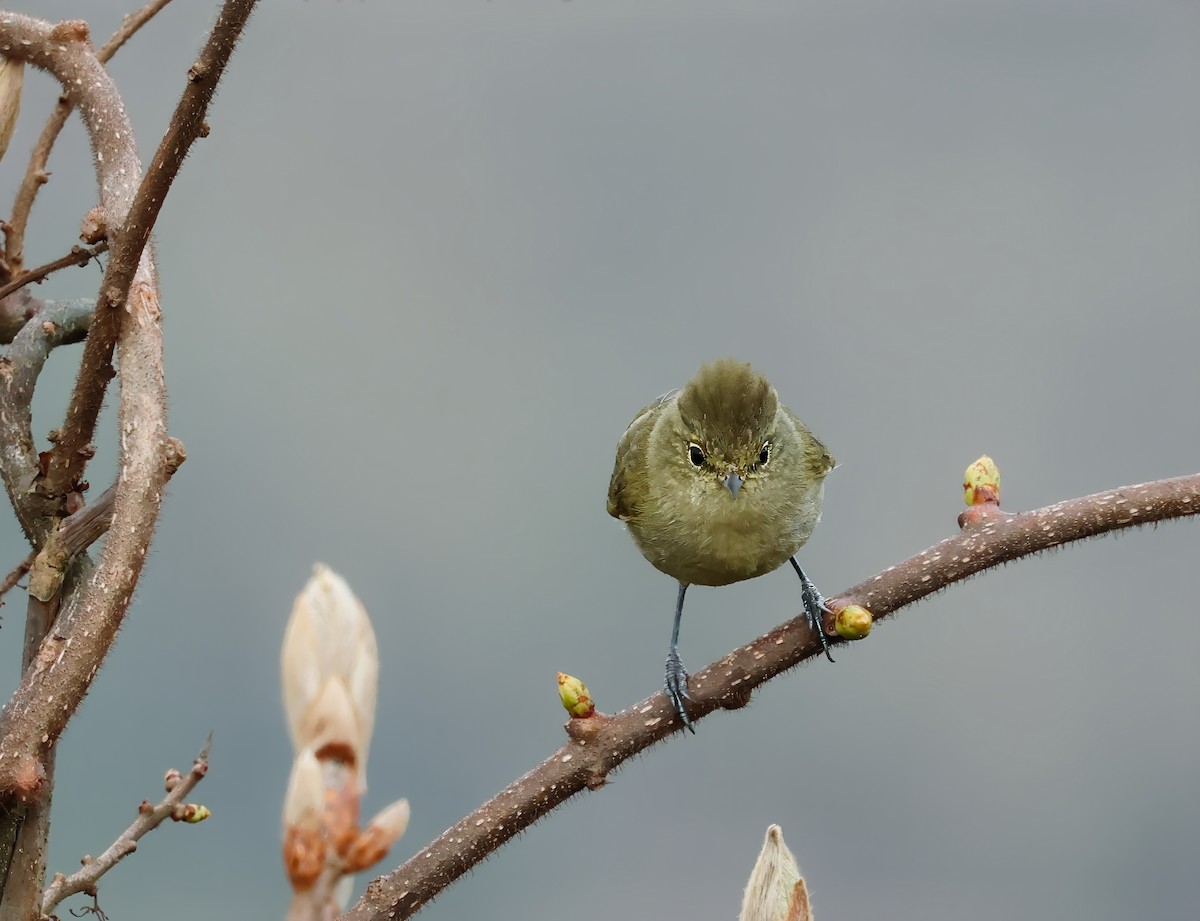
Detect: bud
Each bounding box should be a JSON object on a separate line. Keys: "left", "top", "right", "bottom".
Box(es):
{"left": 282, "top": 564, "right": 379, "bottom": 791}
{"left": 0, "top": 56, "right": 23, "bottom": 163}
{"left": 171, "top": 803, "right": 212, "bottom": 823}
{"left": 834, "top": 604, "right": 873, "bottom": 640}
{"left": 739, "top": 824, "right": 812, "bottom": 921}
{"left": 343, "top": 798, "right": 411, "bottom": 873}
{"left": 282, "top": 749, "right": 326, "bottom": 891}
{"left": 557, "top": 672, "right": 595, "bottom": 718}
{"left": 963, "top": 455, "right": 1000, "bottom": 507}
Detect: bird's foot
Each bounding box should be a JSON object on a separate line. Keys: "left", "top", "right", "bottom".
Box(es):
{"left": 665, "top": 649, "right": 696, "bottom": 734}
{"left": 792, "top": 559, "right": 835, "bottom": 663}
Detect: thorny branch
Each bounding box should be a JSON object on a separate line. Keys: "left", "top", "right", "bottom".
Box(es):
{"left": 341, "top": 473, "right": 1200, "bottom": 921}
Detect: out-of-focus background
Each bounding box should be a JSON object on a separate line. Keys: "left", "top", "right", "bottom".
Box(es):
{"left": 3, "top": 2, "right": 1198, "bottom": 919}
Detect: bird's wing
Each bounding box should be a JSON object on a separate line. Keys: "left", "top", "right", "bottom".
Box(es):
{"left": 606, "top": 392, "right": 673, "bottom": 520}
{"left": 783, "top": 406, "right": 836, "bottom": 478}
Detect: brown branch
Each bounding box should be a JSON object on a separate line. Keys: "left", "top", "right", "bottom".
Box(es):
{"left": 0, "top": 554, "right": 32, "bottom": 605}
{"left": 0, "top": 0, "right": 256, "bottom": 801}
{"left": 0, "top": 242, "right": 107, "bottom": 304}
{"left": 341, "top": 473, "right": 1200, "bottom": 921}
{"left": 0, "top": 13, "right": 146, "bottom": 513}
{"left": 0, "top": 288, "right": 38, "bottom": 345}
{"left": 44, "top": 0, "right": 255, "bottom": 501}
{"left": 3, "top": 0, "right": 174, "bottom": 278}
{"left": 40, "top": 739, "right": 210, "bottom": 917}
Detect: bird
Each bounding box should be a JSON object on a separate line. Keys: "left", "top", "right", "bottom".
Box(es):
{"left": 607, "top": 358, "right": 836, "bottom": 732}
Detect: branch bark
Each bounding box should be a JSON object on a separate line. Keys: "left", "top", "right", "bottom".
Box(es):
{"left": 0, "top": 0, "right": 257, "bottom": 802}
{"left": 2, "top": 0, "right": 174, "bottom": 279}
{"left": 341, "top": 473, "right": 1200, "bottom": 921}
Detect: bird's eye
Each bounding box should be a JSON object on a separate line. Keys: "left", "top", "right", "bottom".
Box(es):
{"left": 687, "top": 443, "right": 706, "bottom": 467}
{"left": 759, "top": 442, "right": 771, "bottom": 466}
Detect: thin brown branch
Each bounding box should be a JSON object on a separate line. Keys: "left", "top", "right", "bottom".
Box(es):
{"left": 0, "top": 0, "right": 255, "bottom": 801}
{"left": 3, "top": 0, "right": 174, "bottom": 278}
{"left": 44, "top": 0, "right": 255, "bottom": 501}
{"left": 0, "top": 242, "right": 107, "bottom": 304}
{"left": 40, "top": 739, "right": 210, "bottom": 916}
{"left": 0, "top": 553, "right": 32, "bottom": 604}
{"left": 341, "top": 473, "right": 1200, "bottom": 921}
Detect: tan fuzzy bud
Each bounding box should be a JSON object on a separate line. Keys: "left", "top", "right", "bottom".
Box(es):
{"left": 834, "top": 604, "right": 873, "bottom": 640}
{"left": 343, "top": 798, "right": 410, "bottom": 873}
{"left": 963, "top": 455, "right": 1000, "bottom": 507}
{"left": 164, "top": 768, "right": 183, "bottom": 792}
{"left": 740, "top": 824, "right": 812, "bottom": 921}
{"left": 282, "top": 564, "right": 379, "bottom": 790}
{"left": 282, "top": 825, "right": 326, "bottom": 892}
{"left": 282, "top": 749, "right": 324, "bottom": 835}
{"left": 557, "top": 672, "right": 595, "bottom": 718}
{"left": 0, "top": 57, "right": 23, "bottom": 163}
{"left": 80, "top": 205, "right": 107, "bottom": 244}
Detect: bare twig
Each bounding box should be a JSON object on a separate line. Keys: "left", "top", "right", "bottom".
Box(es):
{"left": 341, "top": 473, "right": 1200, "bottom": 921}
{"left": 0, "top": 553, "right": 32, "bottom": 604}
{"left": 40, "top": 739, "right": 211, "bottom": 916}
{"left": 3, "top": 0, "right": 174, "bottom": 278}
{"left": 0, "top": 242, "right": 107, "bottom": 303}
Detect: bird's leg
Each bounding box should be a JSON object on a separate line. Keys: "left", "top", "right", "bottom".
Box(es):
{"left": 790, "top": 557, "right": 835, "bottom": 663}
{"left": 664, "top": 582, "right": 695, "bottom": 733}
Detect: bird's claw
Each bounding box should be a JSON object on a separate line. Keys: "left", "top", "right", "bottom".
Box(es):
{"left": 665, "top": 650, "right": 696, "bottom": 734}
{"left": 793, "top": 560, "right": 835, "bottom": 663}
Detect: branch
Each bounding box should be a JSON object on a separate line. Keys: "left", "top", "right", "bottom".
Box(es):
{"left": 2, "top": 0, "right": 174, "bottom": 278}
{"left": 40, "top": 739, "right": 211, "bottom": 917}
{"left": 0, "top": 553, "right": 31, "bottom": 605}
{"left": 0, "top": 242, "right": 107, "bottom": 305}
{"left": 0, "top": 297, "right": 94, "bottom": 547}
{"left": 0, "top": 0, "right": 255, "bottom": 796}
{"left": 42, "top": 0, "right": 256, "bottom": 501}
{"left": 341, "top": 473, "right": 1200, "bottom": 921}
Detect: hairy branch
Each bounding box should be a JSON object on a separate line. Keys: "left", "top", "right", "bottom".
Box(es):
{"left": 40, "top": 739, "right": 210, "bottom": 916}
{"left": 0, "top": 242, "right": 107, "bottom": 305}
{"left": 2, "top": 0, "right": 174, "bottom": 278}
{"left": 341, "top": 473, "right": 1200, "bottom": 921}
{"left": 0, "top": 0, "right": 256, "bottom": 795}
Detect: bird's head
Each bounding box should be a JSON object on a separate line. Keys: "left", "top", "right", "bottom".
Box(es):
{"left": 671, "top": 359, "right": 779, "bottom": 500}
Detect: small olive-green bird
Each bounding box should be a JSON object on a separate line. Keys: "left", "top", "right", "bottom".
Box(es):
{"left": 607, "top": 358, "right": 836, "bottom": 732}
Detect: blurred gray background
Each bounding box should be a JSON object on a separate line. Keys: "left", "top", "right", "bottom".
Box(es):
{"left": 3, "top": 1, "right": 1199, "bottom": 919}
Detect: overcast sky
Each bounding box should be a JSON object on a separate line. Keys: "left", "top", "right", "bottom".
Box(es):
{"left": 3, "top": 2, "right": 1199, "bottom": 919}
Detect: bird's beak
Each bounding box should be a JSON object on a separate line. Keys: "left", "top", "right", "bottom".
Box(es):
{"left": 722, "top": 471, "right": 744, "bottom": 499}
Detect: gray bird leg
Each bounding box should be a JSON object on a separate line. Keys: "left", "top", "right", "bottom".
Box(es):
{"left": 664, "top": 581, "right": 695, "bottom": 733}
{"left": 790, "top": 557, "right": 835, "bottom": 663}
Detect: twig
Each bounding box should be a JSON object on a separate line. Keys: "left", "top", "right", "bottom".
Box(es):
{"left": 0, "top": 242, "right": 107, "bottom": 303}
{"left": 0, "top": 553, "right": 33, "bottom": 604}
{"left": 40, "top": 738, "right": 211, "bottom": 916}
{"left": 3, "top": 0, "right": 175, "bottom": 277}
{"left": 340, "top": 473, "right": 1200, "bottom": 921}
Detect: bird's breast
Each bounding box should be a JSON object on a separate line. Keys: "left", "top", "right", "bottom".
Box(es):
{"left": 626, "top": 480, "right": 822, "bottom": 587}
